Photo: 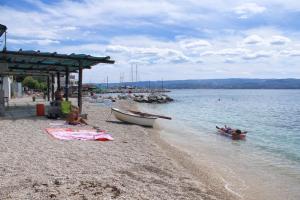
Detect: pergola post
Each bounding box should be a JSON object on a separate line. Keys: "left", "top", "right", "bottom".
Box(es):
{"left": 47, "top": 75, "right": 50, "bottom": 101}
{"left": 65, "top": 67, "right": 69, "bottom": 101}
{"left": 51, "top": 73, "right": 55, "bottom": 101}
{"left": 57, "top": 72, "right": 60, "bottom": 90}
{"left": 78, "top": 62, "right": 83, "bottom": 114}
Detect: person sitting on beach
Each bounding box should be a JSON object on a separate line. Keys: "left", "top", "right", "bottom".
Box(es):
{"left": 66, "top": 106, "right": 88, "bottom": 125}
{"left": 55, "top": 88, "right": 64, "bottom": 101}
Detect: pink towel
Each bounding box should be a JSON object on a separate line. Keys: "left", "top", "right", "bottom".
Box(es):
{"left": 46, "top": 128, "right": 113, "bottom": 141}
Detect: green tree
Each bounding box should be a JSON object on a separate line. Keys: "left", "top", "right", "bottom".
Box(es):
{"left": 23, "top": 76, "right": 36, "bottom": 89}
{"left": 39, "top": 82, "right": 47, "bottom": 91}
{"left": 22, "top": 76, "right": 46, "bottom": 90}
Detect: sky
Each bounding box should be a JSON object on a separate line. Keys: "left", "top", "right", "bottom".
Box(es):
{"left": 1, "top": 0, "right": 300, "bottom": 83}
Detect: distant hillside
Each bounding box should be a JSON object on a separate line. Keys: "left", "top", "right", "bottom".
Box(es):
{"left": 97, "top": 79, "right": 300, "bottom": 89}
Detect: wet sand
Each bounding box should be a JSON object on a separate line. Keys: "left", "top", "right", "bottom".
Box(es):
{"left": 0, "top": 98, "right": 236, "bottom": 199}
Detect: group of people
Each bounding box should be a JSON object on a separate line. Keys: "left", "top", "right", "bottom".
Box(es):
{"left": 54, "top": 88, "right": 88, "bottom": 125}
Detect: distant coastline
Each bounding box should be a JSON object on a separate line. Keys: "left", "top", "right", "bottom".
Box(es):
{"left": 95, "top": 78, "right": 300, "bottom": 89}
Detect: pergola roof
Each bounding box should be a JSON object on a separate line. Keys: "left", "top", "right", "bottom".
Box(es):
{"left": 0, "top": 49, "right": 115, "bottom": 75}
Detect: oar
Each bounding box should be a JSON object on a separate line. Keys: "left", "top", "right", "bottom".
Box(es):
{"left": 128, "top": 110, "right": 172, "bottom": 120}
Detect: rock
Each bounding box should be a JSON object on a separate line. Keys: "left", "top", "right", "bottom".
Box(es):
{"left": 133, "top": 93, "right": 173, "bottom": 104}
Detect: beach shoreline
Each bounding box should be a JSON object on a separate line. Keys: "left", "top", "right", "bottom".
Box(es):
{"left": 133, "top": 89, "right": 300, "bottom": 200}
{"left": 117, "top": 100, "right": 237, "bottom": 199}
{"left": 0, "top": 98, "right": 236, "bottom": 199}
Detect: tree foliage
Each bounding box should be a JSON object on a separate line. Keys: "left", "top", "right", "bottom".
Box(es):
{"left": 22, "top": 76, "right": 47, "bottom": 91}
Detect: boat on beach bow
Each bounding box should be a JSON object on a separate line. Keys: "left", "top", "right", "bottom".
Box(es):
{"left": 111, "top": 108, "right": 157, "bottom": 127}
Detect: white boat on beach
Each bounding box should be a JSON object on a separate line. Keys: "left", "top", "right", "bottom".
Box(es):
{"left": 87, "top": 97, "right": 104, "bottom": 103}
{"left": 111, "top": 108, "right": 172, "bottom": 127}
{"left": 111, "top": 108, "right": 157, "bottom": 127}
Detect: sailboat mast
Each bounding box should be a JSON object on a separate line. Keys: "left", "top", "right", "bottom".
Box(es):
{"left": 131, "top": 64, "right": 133, "bottom": 86}
{"left": 106, "top": 76, "right": 108, "bottom": 89}
{"left": 136, "top": 64, "right": 138, "bottom": 83}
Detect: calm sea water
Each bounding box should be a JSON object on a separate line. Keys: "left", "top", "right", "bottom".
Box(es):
{"left": 138, "top": 89, "right": 300, "bottom": 199}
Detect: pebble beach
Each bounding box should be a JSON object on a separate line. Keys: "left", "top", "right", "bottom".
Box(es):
{"left": 0, "top": 98, "right": 236, "bottom": 200}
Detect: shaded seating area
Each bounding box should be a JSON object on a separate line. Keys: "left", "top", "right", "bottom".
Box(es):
{"left": 0, "top": 49, "right": 114, "bottom": 116}
{"left": 1, "top": 97, "right": 48, "bottom": 119}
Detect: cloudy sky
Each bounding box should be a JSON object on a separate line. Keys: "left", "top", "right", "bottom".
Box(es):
{"left": 1, "top": 0, "right": 300, "bottom": 83}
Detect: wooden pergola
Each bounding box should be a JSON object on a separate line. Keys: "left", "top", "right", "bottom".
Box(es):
{"left": 0, "top": 49, "right": 115, "bottom": 113}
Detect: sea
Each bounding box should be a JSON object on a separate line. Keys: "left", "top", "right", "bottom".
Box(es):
{"left": 137, "top": 89, "right": 300, "bottom": 200}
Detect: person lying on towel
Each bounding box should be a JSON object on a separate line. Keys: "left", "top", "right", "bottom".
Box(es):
{"left": 66, "top": 106, "right": 88, "bottom": 125}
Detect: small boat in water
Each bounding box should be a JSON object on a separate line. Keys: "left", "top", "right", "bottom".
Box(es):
{"left": 216, "top": 126, "right": 247, "bottom": 140}
{"left": 111, "top": 108, "right": 171, "bottom": 127}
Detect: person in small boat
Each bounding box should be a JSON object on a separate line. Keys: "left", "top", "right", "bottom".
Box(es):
{"left": 66, "top": 106, "right": 88, "bottom": 125}
{"left": 224, "top": 125, "right": 232, "bottom": 133}
{"left": 216, "top": 125, "right": 232, "bottom": 133}
{"left": 216, "top": 126, "right": 245, "bottom": 135}
{"left": 232, "top": 129, "right": 242, "bottom": 136}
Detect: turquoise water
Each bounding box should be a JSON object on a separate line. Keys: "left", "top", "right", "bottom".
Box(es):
{"left": 139, "top": 89, "right": 300, "bottom": 199}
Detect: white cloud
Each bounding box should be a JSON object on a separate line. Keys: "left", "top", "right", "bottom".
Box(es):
{"left": 217, "top": 48, "right": 249, "bottom": 56}
{"left": 129, "top": 59, "right": 151, "bottom": 65}
{"left": 270, "top": 35, "right": 291, "bottom": 45}
{"left": 193, "top": 59, "right": 204, "bottom": 64}
{"left": 200, "top": 48, "right": 249, "bottom": 58}
{"left": 224, "top": 58, "right": 235, "bottom": 63}
{"left": 2, "top": 0, "right": 300, "bottom": 81}
{"left": 242, "top": 51, "right": 272, "bottom": 60}
{"left": 280, "top": 50, "right": 300, "bottom": 57}
{"left": 55, "top": 43, "right": 106, "bottom": 55}
{"left": 105, "top": 43, "right": 190, "bottom": 65}
{"left": 7, "top": 38, "right": 60, "bottom": 45}
{"left": 180, "top": 39, "right": 211, "bottom": 50}
{"left": 106, "top": 45, "right": 131, "bottom": 54}
{"left": 234, "top": 3, "right": 266, "bottom": 19}
{"left": 243, "top": 34, "right": 264, "bottom": 45}
{"left": 200, "top": 51, "right": 215, "bottom": 56}
{"left": 164, "top": 49, "right": 190, "bottom": 63}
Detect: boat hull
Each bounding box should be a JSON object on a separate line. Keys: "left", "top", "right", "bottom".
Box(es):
{"left": 112, "top": 108, "right": 156, "bottom": 127}
{"left": 218, "top": 130, "right": 246, "bottom": 140}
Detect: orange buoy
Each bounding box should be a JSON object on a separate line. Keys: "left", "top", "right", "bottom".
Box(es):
{"left": 36, "top": 104, "right": 45, "bottom": 116}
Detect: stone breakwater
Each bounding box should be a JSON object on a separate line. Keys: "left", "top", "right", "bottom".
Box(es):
{"left": 87, "top": 93, "right": 174, "bottom": 104}
{"left": 132, "top": 93, "right": 174, "bottom": 104}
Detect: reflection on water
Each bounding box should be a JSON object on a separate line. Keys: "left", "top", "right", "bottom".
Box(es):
{"left": 139, "top": 89, "right": 300, "bottom": 200}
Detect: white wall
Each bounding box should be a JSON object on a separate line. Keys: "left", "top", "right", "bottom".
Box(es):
{"left": 3, "top": 76, "right": 11, "bottom": 100}
{"left": 17, "top": 82, "right": 22, "bottom": 97}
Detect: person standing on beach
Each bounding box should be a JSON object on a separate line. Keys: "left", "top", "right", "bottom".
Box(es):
{"left": 54, "top": 88, "right": 64, "bottom": 101}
